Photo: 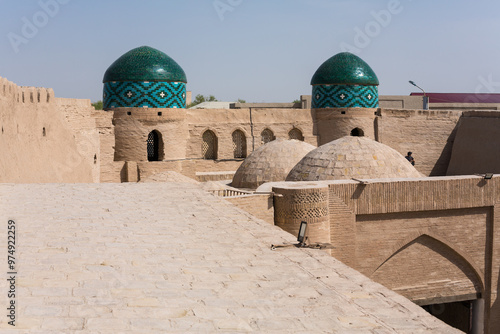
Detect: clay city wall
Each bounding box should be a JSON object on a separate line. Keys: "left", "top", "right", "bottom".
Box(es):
{"left": 447, "top": 111, "right": 500, "bottom": 176}
{"left": 0, "top": 76, "right": 98, "bottom": 183}
{"left": 272, "top": 175, "right": 500, "bottom": 333}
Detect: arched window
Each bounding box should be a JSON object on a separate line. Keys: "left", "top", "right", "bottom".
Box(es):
{"left": 147, "top": 130, "right": 164, "bottom": 161}
{"left": 232, "top": 130, "right": 247, "bottom": 159}
{"left": 261, "top": 128, "right": 275, "bottom": 144}
{"left": 289, "top": 128, "right": 304, "bottom": 141}
{"left": 202, "top": 130, "right": 218, "bottom": 160}
{"left": 351, "top": 127, "right": 364, "bottom": 137}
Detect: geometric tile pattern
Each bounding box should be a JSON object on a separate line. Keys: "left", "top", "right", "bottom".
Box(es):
{"left": 103, "top": 81, "right": 186, "bottom": 109}
{"left": 312, "top": 84, "right": 378, "bottom": 108}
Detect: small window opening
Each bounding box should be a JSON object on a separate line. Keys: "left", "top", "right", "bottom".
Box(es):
{"left": 147, "top": 130, "right": 164, "bottom": 161}
{"left": 47, "top": 92, "right": 50, "bottom": 103}
{"left": 127, "top": 112, "right": 132, "bottom": 116}
{"left": 37, "top": 91, "right": 41, "bottom": 103}
{"left": 30, "top": 92, "right": 34, "bottom": 103}
{"left": 351, "top": 128, "right": 364, "bottom": 137}
{"left": 232, "top": 130, "right": 247, "bottom": 159}
{"left": 202, "top": 130, "right": 218, "bottom": 160}
{"left": 261, "top": 128, "right": 275, "bottom": 144}
{"left": 289, "top": 128, "right": 304, "bottom": 141}
{"left": 22, "top": 92, "right": 25, "bottom": 103}
{"left": 94, "top": 154, "right": 97, "bottom": 164}
{"left": 158, "top": 112, "right": 162, "bottom": 116}
{"left": 341, "top": 111, "right": 346, "bottom": 115}
{"left": 42, "top": 127, "right": 46, "bottom": 137}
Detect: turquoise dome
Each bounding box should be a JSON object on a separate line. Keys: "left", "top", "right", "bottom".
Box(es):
{"left": 311, "top": 52, "right": 379, "bottom": 86}
{"left": 103, "top": 46, "right": 187, "bottom": 83}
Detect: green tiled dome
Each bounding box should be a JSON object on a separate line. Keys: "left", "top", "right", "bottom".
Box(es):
{"left": 311, "top": 52, "right": 379, "bottom": 86}
{"left": 103, "top": 46, "right": 187, "bottom": 83}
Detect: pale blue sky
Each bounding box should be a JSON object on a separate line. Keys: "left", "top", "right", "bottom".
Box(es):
{"left": 1, "top": 0, "right": 500, "bottom": 103}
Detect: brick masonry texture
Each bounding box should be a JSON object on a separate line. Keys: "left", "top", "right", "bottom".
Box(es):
{"left": 272, "top": 175, "right": 500, "bottom": 332}
{"left": 0, "top": 183, "right": 459, "bottom": 333}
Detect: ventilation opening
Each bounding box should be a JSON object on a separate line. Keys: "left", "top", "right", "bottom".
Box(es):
{"left": 94, "top": 154, "right": 97, "bottom": 164}
{"left": 127, "top": 112, "right": 132, "bottom": 116}
{"left": 351, "top": 128, "right": 364, "bottom": 137}
{"left": 341, "top": 111, "right": 346, "bottom": 115}
{"left": 158, "top": 112, "right": 162, "bottom": 116}
{"left": 42, "top": 127, "right": 46, "bottom": 137}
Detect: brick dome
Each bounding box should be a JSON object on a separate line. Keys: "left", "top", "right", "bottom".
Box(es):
{"left": 286, "top": 136, "right": 422, "bottom": 181}
{"left": 232, "top": 139, "right": 315, "bottom": 189}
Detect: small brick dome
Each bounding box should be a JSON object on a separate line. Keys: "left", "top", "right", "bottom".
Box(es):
{"left": 286, "top": 136, "right": 422, "bottom": 181}
{"left": 232, "top": 139, "right": 316, "bottom": 189}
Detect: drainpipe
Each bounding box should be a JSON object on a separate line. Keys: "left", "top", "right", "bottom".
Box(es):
{"left": 471, "top": 298, "right": 484, "bottom": 334}
{"left": 249, "top": 107, "right": 255, "bottom": 152}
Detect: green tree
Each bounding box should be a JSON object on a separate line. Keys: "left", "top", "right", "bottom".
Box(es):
{"left": 92, "top": 100, "right": 103, "bottom": 110}
{"left": 237, "top": 98, "right": 246, "bottom": 103}
{"left": 187, "top": 94, "right": 218, "bottom": 108}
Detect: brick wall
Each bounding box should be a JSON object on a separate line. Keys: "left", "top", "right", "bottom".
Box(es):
{"left": 225, "top": 194, "right": 274, "bottom": 225}
{"left": 272, "top": 176, "right": 500, "bottom": 332}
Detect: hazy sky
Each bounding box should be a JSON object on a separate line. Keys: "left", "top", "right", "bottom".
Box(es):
{"left": 1, "top": 0, "right": 500, "bottom": 103}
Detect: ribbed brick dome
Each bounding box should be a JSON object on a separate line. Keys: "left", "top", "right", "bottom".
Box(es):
{"left": 232, "top": 139, "right": 316, "bottom": 189}
{"left": 286, "top": 136, "right": 422, "bottom": 181}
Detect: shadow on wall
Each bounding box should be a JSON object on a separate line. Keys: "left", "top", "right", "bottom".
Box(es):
{"left": 446, "top": 114, "right": 500, "bottom": 176}
{"left": 430, "top": 123, "right": 459, "bottom": 176}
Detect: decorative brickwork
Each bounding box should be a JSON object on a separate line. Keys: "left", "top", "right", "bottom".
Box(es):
{"left": 103, "top": 81, "right": 186, "bottom": 109}
{"left": 273, "top": 185, "right": 330, "bottom": 245}
{"left": 312, "top": 84, "right": 378, "bottom": 108}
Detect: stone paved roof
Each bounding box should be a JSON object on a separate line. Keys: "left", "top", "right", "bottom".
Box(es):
{"left": 0, "top": 183, "right": 458, "bottom": 333}
{"left": 287, "top": 136, "right": 423, "bottom": 182}
{"left": 232, "top": 139, "right": 315, "bottom": 189}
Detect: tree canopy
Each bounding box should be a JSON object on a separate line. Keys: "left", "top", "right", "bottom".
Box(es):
{"left": 187, "top": 94, "right": 217, "bottom": 108}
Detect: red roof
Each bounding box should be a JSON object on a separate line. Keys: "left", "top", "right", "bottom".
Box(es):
{"left": 410, "top": 92, "right": 500, "bottom": 104}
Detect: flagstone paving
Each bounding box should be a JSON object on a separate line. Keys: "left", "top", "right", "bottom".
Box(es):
{"left": 0, "top": 183, "right": 460, "bottom": 333}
